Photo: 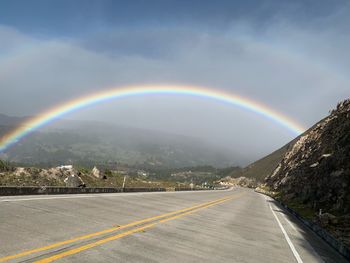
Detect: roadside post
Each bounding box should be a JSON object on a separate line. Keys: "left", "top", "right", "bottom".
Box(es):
{"left": 122, "top": 176, "right": 127, "bottom": 191}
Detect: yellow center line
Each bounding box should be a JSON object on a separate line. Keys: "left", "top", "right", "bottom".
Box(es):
{"left": 0, "top": 194, "right": 238, "bottom": 262}
{"left": 35, "top": 194, "right": 244, "bottom": 263}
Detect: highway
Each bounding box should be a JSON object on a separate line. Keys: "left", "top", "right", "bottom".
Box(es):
{"left": 0, "top": 188, "right": 347, "bottom": 263}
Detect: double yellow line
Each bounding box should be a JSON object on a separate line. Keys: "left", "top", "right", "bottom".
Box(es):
{"left": 0, "top": 193, "right": 243, "bottom": 263}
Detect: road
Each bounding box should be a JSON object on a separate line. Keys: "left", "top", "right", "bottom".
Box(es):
{"left": 0, "top": 188, "right": 347, "bottom": 263}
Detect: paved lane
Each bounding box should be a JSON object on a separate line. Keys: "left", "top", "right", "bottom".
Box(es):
{"left": 0, "top": 188, "right": 347, "bottom": 262}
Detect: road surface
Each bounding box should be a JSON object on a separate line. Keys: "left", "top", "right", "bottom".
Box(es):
{"left": 0, "top": 188, "right": 347, "bottom": 263}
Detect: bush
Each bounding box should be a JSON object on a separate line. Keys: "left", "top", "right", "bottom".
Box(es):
{"left": 0, "top": 160, "right": 9, "bottom": 172}
{"left": 104, "top": 169, "right": 113, "bottom": 177}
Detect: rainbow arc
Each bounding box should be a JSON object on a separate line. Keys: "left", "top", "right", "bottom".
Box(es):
{"left": 0, "top": 85, "right": 306, "bottom": 152}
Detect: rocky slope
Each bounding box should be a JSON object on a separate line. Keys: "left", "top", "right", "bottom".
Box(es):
{"left": 0, "top": 164, "right": 189, "bottom": 188}
{"left": 0, "top": 165, "right": 84, "bottom": 187}
{"left": 218, "top": 176, "right": 258, "bottom": 188}
{"left": 264, "top": 99, "right": 350, "bottom": 246}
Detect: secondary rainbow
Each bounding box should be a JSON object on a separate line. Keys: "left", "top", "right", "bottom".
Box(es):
{"left": 0, "top": 84, "right": 306, "bottom": 152}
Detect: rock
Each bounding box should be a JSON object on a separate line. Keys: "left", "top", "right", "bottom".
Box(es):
{"left": 91, "top": 166, "right": 101, "bottom": 179}
{"left": 40, "top": 166, "right": 76, "bottom": 181}
{"left": 321, "top": 153, "right": 332, "bottom": 159}
{"left": 219, "top": 176, "right": 258, "bottom": 188}
{"left": 309, "top": 162, "right": 319, "bottom": 168}
{"left": 14, "top": 167, "right": 31, "bottom": 176}
{"left": 57, "top": 165, "right": 73, "bottom": 170}
{"left": 64, "top": 174, "right": 85, "bottom": 187}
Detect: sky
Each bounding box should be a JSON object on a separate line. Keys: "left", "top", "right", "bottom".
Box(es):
{"left": 0, "top": 0, "right": 349, "bottom": 163}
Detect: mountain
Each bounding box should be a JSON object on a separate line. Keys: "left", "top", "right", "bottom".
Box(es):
{"left": 229, "top": 115, "right": 330, "bottom": 182}
{"left": 0, "top": 114, "right": 238, "bottom": 168}
{"left": 0, "top": 113, "right": 24, "bottom": 125}
{"left": 228, "top": 142, "right": 293, "bottom": 182}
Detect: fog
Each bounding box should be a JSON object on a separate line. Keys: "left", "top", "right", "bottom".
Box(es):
{"left": 0, "top": 1, "right": 349, "bottom": 164}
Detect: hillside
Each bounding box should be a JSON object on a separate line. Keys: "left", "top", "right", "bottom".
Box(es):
{"left": 0, "top": 115, "right": 237, "bottom": 168}
{"left": 264, "top": 99, "right": 350, "bottom": 246}
{"left": 0, "top": 113, "right": 27, "bottom": 126}
{"left": 229, "top": 115, "right": 330, "bottom": 182}
{"left": 229, "top": 142, "right": 293, "bottom": 181}
{"left": 0, "top": 164, "right": 186, "bottom": 188}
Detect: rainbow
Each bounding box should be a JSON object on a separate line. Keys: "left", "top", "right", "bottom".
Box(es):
{"left": 0, "top": 84, "right": 306, "bottom": 152}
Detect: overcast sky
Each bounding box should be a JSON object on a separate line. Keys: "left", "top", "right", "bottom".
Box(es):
{"left": 0, "top": 0, "right": 349, "bottom": 162}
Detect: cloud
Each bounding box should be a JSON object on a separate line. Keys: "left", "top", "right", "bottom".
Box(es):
{"left": 0, "top": 10, "right": 349, "bottom": 164}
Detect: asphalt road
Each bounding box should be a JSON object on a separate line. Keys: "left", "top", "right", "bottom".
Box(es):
{"left": 0, "top": 188, "right": 347, "bottom": 263}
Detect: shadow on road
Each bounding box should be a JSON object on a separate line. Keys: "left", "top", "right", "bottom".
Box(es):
{"left": 265, "top": 199, "right": 348, "bottom": 263}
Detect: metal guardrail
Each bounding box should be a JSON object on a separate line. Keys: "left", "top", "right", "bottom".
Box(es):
{"left": 0, "top": 186, "right": 165, "bottom": 195}
{"left": 0, "top": 186, "right": 226, "bottom": 196}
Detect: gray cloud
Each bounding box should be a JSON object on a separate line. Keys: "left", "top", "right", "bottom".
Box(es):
{"left": 0, "top": 9, "right": 349, "bottom": 164}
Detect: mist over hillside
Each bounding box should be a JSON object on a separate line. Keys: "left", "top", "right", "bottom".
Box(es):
{"left": 0, "top": 114, "right": 241, "bottom": 168}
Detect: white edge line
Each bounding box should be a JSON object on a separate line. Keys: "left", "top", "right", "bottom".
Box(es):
{"left": 280, "top": 209, "right": 326, "bottom": 263}
{"left": 269, "top": 202, "right": 303, "bottom": 263}
{"left": 267, "top": 197, "right": 325, "bottom": 263}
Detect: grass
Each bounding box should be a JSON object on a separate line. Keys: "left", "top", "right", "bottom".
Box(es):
{"left": 0, "top": 173, "right": 64, "bottom": 186}
{"left": 281, "top": 199, "right": 316, "bottom": 220}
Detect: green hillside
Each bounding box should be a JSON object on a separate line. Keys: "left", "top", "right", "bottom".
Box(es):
{"left": 230, "top": 142, "right": 293, "bottom": 181}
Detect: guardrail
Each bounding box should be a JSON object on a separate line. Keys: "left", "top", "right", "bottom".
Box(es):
{"left": 0, "top": 185, "right": 229, "bottom": 196}
{"left": 0, "top": 186, "right": 226, "bottom": 196}
{"left": 0, "top": 186, "right": 165, "bottom": 196}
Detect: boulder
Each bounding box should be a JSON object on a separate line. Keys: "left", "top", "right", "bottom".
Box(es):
{"left": 64, "top": 174, "right": 85, "bottom": 187}
{"left": 91, "top": 166, "right": 101, "bottom": 179}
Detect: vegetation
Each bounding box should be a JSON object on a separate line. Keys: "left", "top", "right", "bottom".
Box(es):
{"left": 0, "top": 159, "right": 11, "bottom": 172}
{"left": 0, "top": 172, "right": 64, "bottom": 187}
{"left": 137, "top": 165, "right": 240, "bottom": 186}
{"left": 282, "top": 199, "right": 316, "bottom": 220}
{"left": 257, "top": 185, "right": 316, "bottom": 220}
{"left": 0, "top": 162, "right": 214, "bottom": 188}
